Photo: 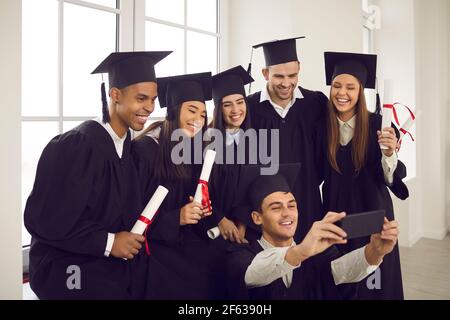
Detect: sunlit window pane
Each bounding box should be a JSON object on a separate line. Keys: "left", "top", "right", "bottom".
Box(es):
{"left": 22, "top": 0, "right": 58, "bottom": 117}
{"left": 187, "top": 0, "right": 217, "bottom": 33}
{"left": 145, "top": 22, "right": 184, "bottom": 77}
{"left": 22, "top": 122, "right": 59, "bottom": 245}
{"left": 63, "top": 3, "right": 117, "bottom": 117}
{"left": 145, "top": 0, "right": 184, "bottom": 24}
{"left": 186, "top": 31, "right": 217, "bottom": 74}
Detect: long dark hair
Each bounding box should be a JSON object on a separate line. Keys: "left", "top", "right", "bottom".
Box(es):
{"left": 140, "top": 103, "right": 209, "bottom": 181}
{"left": 326, "top": 82, "right": 369, "bottom": 173}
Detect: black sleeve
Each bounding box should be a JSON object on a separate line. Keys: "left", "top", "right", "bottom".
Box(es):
{"left": 24, "top": 132, "right": 108, "bottom": 257}
{"left": 147, "top": 208, "right": 181, "bottom": 242}
{"left": 225, "top": 244, "right": 255, "bottom": 300}
{"left": 313, "top": 122, "right": 327, "bottom": 184}
{"left": 387, "top": 126, "right": 409, "bottom": 200}
{"left": 374, "top": 123, "right": 409, "bottom": 200}
{"left": 131, "top": 136, "right": 159, "bottom": 201}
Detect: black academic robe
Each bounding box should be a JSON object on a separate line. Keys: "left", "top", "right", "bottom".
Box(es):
{"left": 24, "top": 120, "right": 142, "bottom": 300}
{"left": 198, "top": 131, "right": 258, "bottom": 298}
{"left": 131, "top": 135, "right": 223, "bottom": 300}
{"left": 315, "top": 113, "right": 409, "bottom": 300}
{"left": 226, "top": 241, "right": 357, "bottom": 300}
{"left": 247, "top": 87, "right": 327, "bottom": 242}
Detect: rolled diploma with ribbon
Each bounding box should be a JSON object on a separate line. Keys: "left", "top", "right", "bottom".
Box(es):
{"left": 381, "top": 79, "right": 394, "bottom": 150}
{"left": 194, "top": 149, "right": 216, "bottom": 206}
{"left": 130, "top": 185, "right": 168, "bottom": 235}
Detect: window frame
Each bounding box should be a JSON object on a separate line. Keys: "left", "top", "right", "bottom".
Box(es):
{"left": 21, "top": 0, "right": 122, "bottom": 130}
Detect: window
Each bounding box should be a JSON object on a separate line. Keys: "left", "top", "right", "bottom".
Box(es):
{"left": 21, "top": 0, "right": 120, "bottom": 246}
{"left": 21, "top": 0, "right": 221, "bottom": 247}
{"left": 144, "top": 0, "right": 219, "bottom": 119}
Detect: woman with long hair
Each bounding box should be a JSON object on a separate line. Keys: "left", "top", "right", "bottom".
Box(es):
{"left": 131, "top": 72, "right": 219, "bottom": 299}
{"left": 206, "top": 65, "right": 255, "bottom": 245}
{"left": 316, "top": 52, "right": 409, "bottom": 299}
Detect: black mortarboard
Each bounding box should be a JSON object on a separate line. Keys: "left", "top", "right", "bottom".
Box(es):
{"left": 252, "top": 36, "right": 306, "bottom": 67}
{"left": 157, "top": 72, "right": 212, "bottom": 110}
{"left": 237, "top": 163, "right": 301, "bottom": 211}
{"left": 92, "top": 51, "right": 171, "bottom": 88}
{"left": 324, "top": 51, "right": 377, "bottom": 89}
{"left": 212, "top": 66, "right": 254, "bottom": 107}
{"left": 91, "top": 51, "right": 172, "bottom": 122}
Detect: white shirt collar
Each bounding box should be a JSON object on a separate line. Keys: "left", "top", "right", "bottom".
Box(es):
{"left": 94, "top": 118, "right": 127, "bottom": 158}
{"left": 260, "top": 85, "right": 303, "bottom": 104}
{"left": 337, "top": 114, "right": 356, "bottom": 129}
{"left": 225, "top": 129, "right": 242, "bottom": 146}
{"left": 258, "top": 236, "right": 296, "bottom": 250}
{"left": 260, "top": 85, "right": 303, "bottom": 118}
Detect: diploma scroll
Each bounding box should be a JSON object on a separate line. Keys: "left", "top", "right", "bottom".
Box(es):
{"left": 380, "top": 79, "right": 394, "bottom": 150}
{"left": 193, "top": 149, "right": 216, "bottom": 211}
{"left": 130, "top": 185, "right": 169, "bottom": 235}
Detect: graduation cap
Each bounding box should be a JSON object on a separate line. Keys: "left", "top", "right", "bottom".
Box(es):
{"left": 324, "top": 51, "right": 377, "bottom": 89}
{"left": 91, "top": 51, "right": 172, "bottom": 123}
{"left": 157, "top": 72, "right": 212, "bottom": 111}
{"left": 237, "top": 163, "right": 301, "bottom": 212}
{"left": 252, "top": 36, "right": 306, "bottom": 67}
{"left": 212, "top": 66, "right": 254, "bottom": 107}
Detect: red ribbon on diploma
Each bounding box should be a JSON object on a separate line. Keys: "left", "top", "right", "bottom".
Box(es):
{"left": 385, "top": 102, "right": 416, "bottom": 151}
{"left": 199, "top": 179, "right": 212, "bottom": 213}
{"left": 383, "top": 104, "right": 400, "bottom": 126}
{"left": 383, "top": 102, "right": 416, "bottom": 127}
{"left": 400, "top": 128, "right": 415, "bottom": 142}
{"left": 139, "top": 211, "right": 158, "bottom": 256}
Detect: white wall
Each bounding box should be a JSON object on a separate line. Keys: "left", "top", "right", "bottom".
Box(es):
{"left": 224, "top": 0, "right": 362, "bottom": 94}
{"left": 373, "top": 0, "right": 419, "bottom": 246}
{"left": 369, "top": 0, "right": 449, "bottom": 245}
{"left": 447, "top": 0, "right": 450, "bottom": 233}
{"left": 0, "top": 0, "right": 23, "bottom": 300}
{"left": 414, "top": 0, "right": 448, "bottom": 240}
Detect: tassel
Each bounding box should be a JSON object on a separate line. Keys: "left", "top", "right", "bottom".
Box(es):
{"left": 247, "top": 47, "right": 254, "bottom": 95}
{"left": 375, "top": 78, "right": 381, "bottom": 115}
{"left": 375, "top": 92, "right": 381, "bottom": 115}
{"left": 101, "top": 82, "right": 110, "bottom": 123}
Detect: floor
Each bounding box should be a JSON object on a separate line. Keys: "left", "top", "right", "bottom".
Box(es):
{"left": 400, "top": 233, "right": 450, "bottom": 300}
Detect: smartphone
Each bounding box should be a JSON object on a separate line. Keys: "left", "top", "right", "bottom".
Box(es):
{"left": 336, "top": 210, "right": 385, "bottom": 240}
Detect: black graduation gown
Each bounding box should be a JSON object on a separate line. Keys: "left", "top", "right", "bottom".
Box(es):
{"left": 131, "top": 135, "right": 223, "bottom": 299}
{"left": 198, "top": 131, "right": 259, "bottom": 298}
{"left": 205, "top": 130, "right": 259, "bottom": 235}
{"left": 24, "top": 120, "right": 142, "bottom": 299}
{"left": 226, "top": 241, "right": 357, "bottom": 300}
{"left": 247, "top": 87, "right": 327, "bottom": 242}
{"left": 316, "top": 113, "right": 409, "bottom": 300}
